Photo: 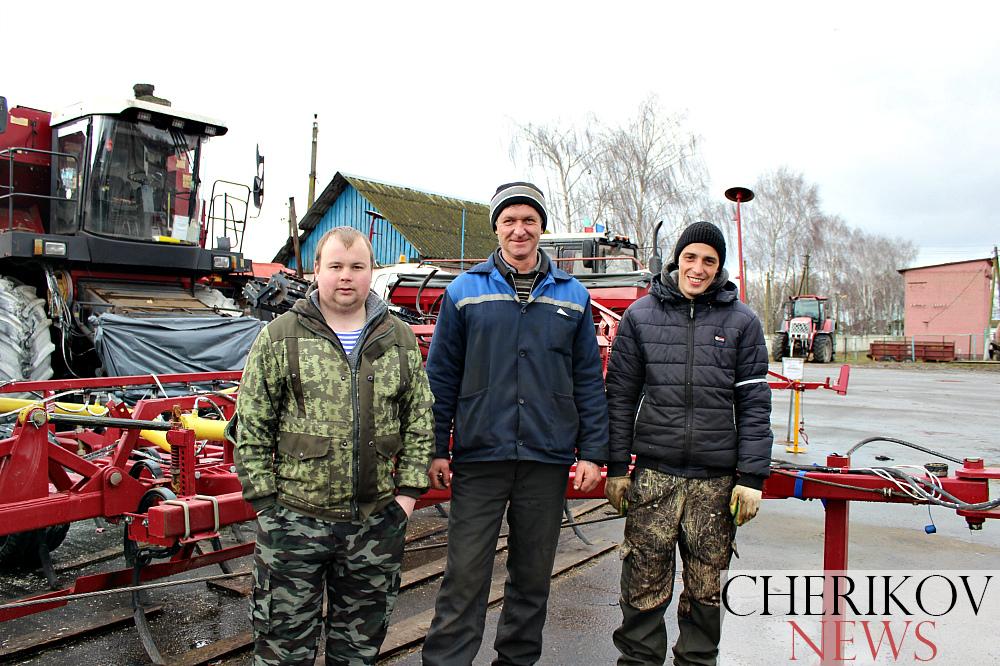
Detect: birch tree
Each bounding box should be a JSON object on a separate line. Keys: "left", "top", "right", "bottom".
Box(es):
{"left": 509, "top": 122, "right": 594, "bottom": 233}
{"left": 590, "top": 97, "right": 709, "bottom": 250}
{"left": 510, "top": 95, "right": 708, "bottom": 246}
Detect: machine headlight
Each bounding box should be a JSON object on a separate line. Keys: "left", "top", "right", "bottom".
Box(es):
{"left": 33, "top": 240, "right": 67, "bottom": 257}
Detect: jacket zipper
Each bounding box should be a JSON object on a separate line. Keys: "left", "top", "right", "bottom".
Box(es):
{"left": 683, "top": 300, "right": 695, "bottom": 468}
{"left": 350, "top": 324, "right": 393, "bottom": 520}
{"left": 633, "top": 393, "right": 646, "bottom": 428}
{"left": 312, "top": 330, "right": 353, "bottom": 517}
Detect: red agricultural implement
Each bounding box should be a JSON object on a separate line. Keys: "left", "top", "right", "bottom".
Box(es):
{"left": 0, "top": 374, "right": 248, "bottom": 559}
{"left": 1, "top": 256, "right": 998, "bottom": 664}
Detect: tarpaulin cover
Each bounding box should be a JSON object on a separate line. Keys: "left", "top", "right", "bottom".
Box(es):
{"left": 93, "top": 313, "right": 265, "bottom": 376}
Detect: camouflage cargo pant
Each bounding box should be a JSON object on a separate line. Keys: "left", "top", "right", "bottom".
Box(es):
{"left": 251, "top": 502, "right": 408, "bottom": 666}
{"left": 619, "top": 469, "right": 735, "bottom": 613}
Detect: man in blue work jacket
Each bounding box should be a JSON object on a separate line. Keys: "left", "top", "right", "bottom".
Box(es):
{"left": 422, "top": 182, "right": 609, "bottom": 665}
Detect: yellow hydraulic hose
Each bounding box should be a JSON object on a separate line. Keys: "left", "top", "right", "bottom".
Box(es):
{"left": 138, "top": 413, "right": 229, "bottom": 452}
{"left": 0, "top": 397, "right": 231, "bottom": 453}
{"left": 0, "top": 397, "right": 111, "bottom": 420}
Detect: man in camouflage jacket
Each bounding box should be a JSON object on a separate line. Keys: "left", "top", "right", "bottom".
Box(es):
{"left": 235, "top": 226, "right": 433, "bottom": 666}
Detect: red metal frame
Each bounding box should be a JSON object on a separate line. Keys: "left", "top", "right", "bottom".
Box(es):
{"left": 0, "top": 541, "right": 254, "bottom": 622}
{"left": 764, "top": 454, "right": 1000, "bottom": 570}
{"left": 767, "top": 365, "right": 850, "bottom": 395}
{"left": 0, "top": 371, "right": 242, "bottom": 395}
{"left": 549, "top": 256, "right": 646, "bottom": 271}
{"left": 0, "top": 372, "right": 242, "bottom": 538}
{"left": 0, "top": 373, "right": 254, "bottom": 624}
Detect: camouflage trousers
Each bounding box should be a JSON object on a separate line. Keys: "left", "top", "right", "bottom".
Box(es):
{"left": 251, "top": 502, "right": 408, "bottom": 666}
{"left": 619, "top": 469, "right": 735, "bottom": 613}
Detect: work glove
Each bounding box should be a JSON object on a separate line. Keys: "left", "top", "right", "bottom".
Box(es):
{"left": 605, "top": 476, "right": 631, "bottom": 514}
{"left": 730, "top": 485, "right": 762, "bottom": 526}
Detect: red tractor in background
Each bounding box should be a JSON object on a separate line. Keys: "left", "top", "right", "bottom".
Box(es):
{"left": 771, "top": 294, "right": 836, "bottom": 363}
{"left": 0, "top": 84, "right": 264, "bottom": 386}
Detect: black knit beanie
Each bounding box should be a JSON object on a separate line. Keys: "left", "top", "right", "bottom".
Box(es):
{"left": 672, "top": 221, "right": 726, "bottom": 267}
{"left": 490, "top": 182, "right": 547, "bottom": 232}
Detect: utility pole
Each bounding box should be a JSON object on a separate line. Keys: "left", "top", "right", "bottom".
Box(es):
{"left": 991, "top": 245, "right": 999, "bottom": 325}
{"left": 797, "top": 253, "right": 811, "bottom": 296}
{"left": 288, "top": 197, "right": 303, "bottom": 278}
{"left": 307, "top": 114, "right": 318, "bottom": 210}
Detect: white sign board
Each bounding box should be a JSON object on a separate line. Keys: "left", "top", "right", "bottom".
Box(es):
{"left": 172, "top": 215, "right": 191, "bottom": 242}
{"left": 781, "top": 357, "right": 804, "bottom": 381}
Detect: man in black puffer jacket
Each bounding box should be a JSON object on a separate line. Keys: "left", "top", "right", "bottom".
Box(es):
{"left": 604, "top": 221, "right": 772, "bottom": 666}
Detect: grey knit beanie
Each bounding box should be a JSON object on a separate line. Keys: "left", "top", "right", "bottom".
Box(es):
{"left": 490, "top": 182, "right": 547, "bottom": 232}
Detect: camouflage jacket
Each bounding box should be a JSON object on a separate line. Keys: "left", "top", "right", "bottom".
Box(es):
{"left": 234, "top": 292, "right": 433, "bottom": 521}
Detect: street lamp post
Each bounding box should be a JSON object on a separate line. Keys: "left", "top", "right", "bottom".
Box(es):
{"left": 725, "top": 186, "right": 755, "bottom": 303}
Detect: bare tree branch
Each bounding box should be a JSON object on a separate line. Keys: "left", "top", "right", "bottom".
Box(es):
{"left": 510, "top": 96, "right": 708, "bottom": 244}
{"left": 509, "top": 121, "right": 595, "bottom": 232}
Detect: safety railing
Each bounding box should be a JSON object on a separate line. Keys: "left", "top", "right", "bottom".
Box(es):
{"left": 206, "top": 179, "right": 250, "bottom": 252}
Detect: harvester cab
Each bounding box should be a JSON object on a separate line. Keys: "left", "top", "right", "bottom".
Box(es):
{"left": 772, "top": 294, "right": 836, "bottom": 363}
{"left": 538, "top": 230, "right": 644, "bottom": 275}
{"left": 0, "top": 85, "right": 264, "bottom": 384}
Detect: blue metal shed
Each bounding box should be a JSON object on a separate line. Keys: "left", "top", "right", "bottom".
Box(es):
{"left": 274, "top": 173, "right": 494, "bottom": 272}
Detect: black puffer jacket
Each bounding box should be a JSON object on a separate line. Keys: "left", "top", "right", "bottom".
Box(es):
{"left": 605, "top": 269, "right": 772, "bottom": 489}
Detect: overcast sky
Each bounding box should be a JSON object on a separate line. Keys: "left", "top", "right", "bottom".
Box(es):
{"left": 6, "top": 1, "right": 998, "bottom": 268}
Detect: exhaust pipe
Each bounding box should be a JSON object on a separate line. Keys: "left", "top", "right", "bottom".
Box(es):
{"left": 648, "top": 220, "right": 664, "bottom": 273}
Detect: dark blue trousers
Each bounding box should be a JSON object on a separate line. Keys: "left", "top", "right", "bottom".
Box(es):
{"left": 422, "top": 460, "right": 570, "bottom": 666}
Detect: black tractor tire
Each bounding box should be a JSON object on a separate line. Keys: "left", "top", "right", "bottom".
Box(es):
{"left": 812, "top": 334, "right": 833, "bottom": 363}
{"left": 771, "top": 333, "right": 788, "bottom": 362}
{"left": 991, "top": 344, "right": 1000, "bottom": 362}
{"left": 0, "top": 524, "right": 71, "bottom": 568}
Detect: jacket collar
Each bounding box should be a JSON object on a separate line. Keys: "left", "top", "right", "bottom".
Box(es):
{"left": 494, "top": 248, "right": 547, "bottom": 276}
{"left": 292, "top": 290, "right": 389, "bottom": 344}
{"left": 472, "top": 248, "right": 572, "bottom": 282}
{"left": 651, "top": 267, "right": 738, "bottom": 305}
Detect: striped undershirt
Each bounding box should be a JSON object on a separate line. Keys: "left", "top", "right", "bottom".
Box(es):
{"left": 510, "top": 272, "right": 538, "bottom": 303}
{"left": 335, "top": 328, "right": 363, "bottom": 355}
{"left": 497, "top": 250, "right": 543, "bottom": 303}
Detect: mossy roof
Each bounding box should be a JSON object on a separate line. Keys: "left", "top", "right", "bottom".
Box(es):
{"left": 273, "top": 173, "right": 495, "bottom": 264}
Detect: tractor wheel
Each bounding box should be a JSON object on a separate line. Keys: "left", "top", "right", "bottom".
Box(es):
{"left": 0, "top": 524, "right": 71, "bottom": 568}
{"left": 771, "top": 333, "right": 788, "bottom": 362}
{"left": 812, "top": 334, "right": 833, "bottom": 363}
{"left": 0, "top": 277, "right": 55, "bottom": 396}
